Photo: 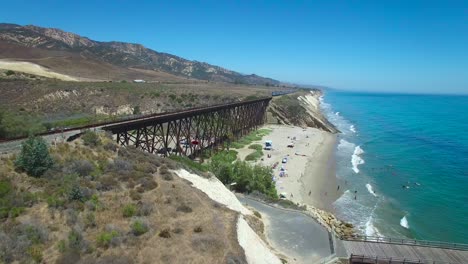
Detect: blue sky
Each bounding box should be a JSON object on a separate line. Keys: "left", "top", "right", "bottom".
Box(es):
{"left": 1, "top": 0, "right": 467, "bottom": 94}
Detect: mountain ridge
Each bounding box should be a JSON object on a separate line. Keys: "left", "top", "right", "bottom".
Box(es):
{"left": 0, "top": 23, "right": 280, "bottom": 85}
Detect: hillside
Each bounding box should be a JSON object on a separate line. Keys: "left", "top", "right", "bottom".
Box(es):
{"left": 0, "top": 75, "right": 276, "bottom": 139}
{"left": 0, "top": 23, "right": 280, "bottom": 85}
{"left": 0, "top": 133, "right": 277, "bottom": 263}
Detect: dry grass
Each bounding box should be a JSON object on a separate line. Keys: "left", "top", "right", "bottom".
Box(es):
{"left": 0, "top": 134, "right": 247, "bottom": 263}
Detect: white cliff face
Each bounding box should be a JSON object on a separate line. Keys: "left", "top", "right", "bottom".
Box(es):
{"left": 175, "top": 169, "right": 283, "bottom": 264}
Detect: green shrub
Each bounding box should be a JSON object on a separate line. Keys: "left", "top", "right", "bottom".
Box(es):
{"left": 0, "top": 180, "right": 12, "bottom": 198}
{"left": 67, "top": 229, "right": 83, "bottom": 249}
{"left": 96, "top": 231, "right": 118, "bottom": 248}
{"left": 245, "top": 150, "right": 263, "bottom": 161}
{"left": 0, "top": 110, "right": 46, "bottom": 138}
{"left": 122, "top": 204, "right": 137, "bottom": 218}
{"left": 133, "top": 106, "right": 141, "bottom": 115}
{"left": 57, "top": 240, "right": 66, "bottom": 252}
{"left": 248, "top": 144, "right": 263, "bottom": 151}
{"left": 9, "top": 207, "right": 25, "bottom": 218}
{"left": 131, "top": 220, "right": 148, "bottom": 236}
{"left": 208, "top": 157, "right": 277, "bottom": 199}
{"left": 5, "top": 70, "right": 15, "bottom": 76}
{"left": 169, "top": 94, "right": 177, "bottom": 101}
{"left": 81, "top": 131, "right": 100, "bottom": 146}
{"left": 47, "top": 195, "right": 65, "bottom": 208}
{"left": 68, "top": 185, "right": 84, "bottom": 202}
{"left": 84, "top": 212, "right": 96, "bottom": 228}
{"left": 15, "top": 136, "right": 53, "bottom": 177}
{"left": 253, "top": 210, "right": 262, "bottom": 218}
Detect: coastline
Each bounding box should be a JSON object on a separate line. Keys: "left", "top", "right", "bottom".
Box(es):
{"left": 239, "top": 124, "right": 340, "bottom": 212}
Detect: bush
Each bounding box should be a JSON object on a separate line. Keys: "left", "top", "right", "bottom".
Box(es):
{"left": 84, "top": 212, "right": 96, "bottom": 229}
{"left": 208, "top": 153, "right": 277, "bottom": 199}
{"left": 67, "top": 160, "right": 94, "bottom": 177}
{"left": 96, "top": 231, "right": 118, "bottom": 248}
{"left": 245, "top": 151, "right": 263, "bottom": 161}
{"left": 248, "top": 144, "right": 263, "bottom": 151}
{"left": 133, "top": 105, "right": 141, "bottom": 115}
{"left": 158, "top": 228, "right": 171, "bottom": 238}
{"left": 137, "top": 202, "right": 153, "bottom": 216}
{"left": 193, "top": 226, "right": 203, "bottom": 233}
{"left": 67, "top": 229, "right": 83, "bottom": 250}
{"left": 138, "top": 177, "right": 158, "bottom": 190}
{"left": 162, "top": 173, "right": 174, "bottom": 181}
{"left": 129, "top": 190, "right": 142, "bottom": 201}
{"left": 176, "top": 204, "right": 192, "bottom": 213}
{"left": 109, "top": 158, "right": 133, "bottom": 172}
{"left": 57, "top": 240, "right": 66, "bottom": 253}
{"left": 68, "top": 185, "right": 84, "bottom": 202}
{"left": 131, "top": 220, "right": 148, "bottom": 236}
{"left": 81, "top": 131, "right": 100, "bottom": 147}
{"left": 5, "top": 70, "right": 15, "bottom": 76}
{"left": 15, "top": 136, "right": 54, "bottom": 177}
{"left": 122, "top": 204, "right": 137, "bottom": 218}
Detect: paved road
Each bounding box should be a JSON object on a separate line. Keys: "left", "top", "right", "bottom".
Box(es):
{"left": 238, "top": 196, "right": 333, "bottom": 263}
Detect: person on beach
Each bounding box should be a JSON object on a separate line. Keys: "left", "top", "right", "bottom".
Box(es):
{"left": 337, "top": 185, "right": 340, "bottom": 191}
{"left": 308, "top": 190, "right": 311, "bottom": 196}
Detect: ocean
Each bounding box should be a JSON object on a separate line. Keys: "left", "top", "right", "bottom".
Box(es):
{"left": 320, "top": 91, "right": 468, "bottom": 244}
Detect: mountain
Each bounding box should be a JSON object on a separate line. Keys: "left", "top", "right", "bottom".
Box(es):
{"left": 0, "top": 23, "right": 280, "bottom": 85}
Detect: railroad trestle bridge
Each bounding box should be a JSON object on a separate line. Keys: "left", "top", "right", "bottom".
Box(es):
{"left": 102, "top": 97, "right": 271, "bottom": 158}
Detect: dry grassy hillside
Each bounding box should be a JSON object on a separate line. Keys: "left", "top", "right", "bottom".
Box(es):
{"left": 0, "top": 134, "right": 247, "bottom": 263}
{"left": 0, "top": 74, "right": 280, "bottom": 138}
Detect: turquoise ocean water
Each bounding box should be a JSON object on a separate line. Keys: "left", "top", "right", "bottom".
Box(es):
{"left": 320, "top": 91, "right": 468, "bottom": 244}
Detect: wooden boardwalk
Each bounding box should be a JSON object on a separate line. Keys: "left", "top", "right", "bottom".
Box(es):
{"left": 343, "top": 240, "right": 468, "bottom": 263}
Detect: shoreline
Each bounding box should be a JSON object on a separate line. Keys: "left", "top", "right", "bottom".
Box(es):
{"left": 237, "top": 123, "right": 356, "bottom": 238}
{"left": 238, "top": 124, "right": 341, "bottom": 212}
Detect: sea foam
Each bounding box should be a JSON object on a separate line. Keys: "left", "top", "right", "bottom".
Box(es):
{"left": 365, "top": 218, "right": 383, "bottom": 237}
{"left": 350, "top": 125, "right": 356, "bottom": 133}
{"left": 366, "top": 183, "right": 377, "bottom": 197}
{"left": 352, "top": 146, "right": 365, "bottom": 173}
{"left": 400, "top": 216, "right": 410, "bottom": 229}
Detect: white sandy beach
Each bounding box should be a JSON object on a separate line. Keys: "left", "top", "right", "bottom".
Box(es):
{"left": 238, "top": 124, "right": 341, "bottom": 211}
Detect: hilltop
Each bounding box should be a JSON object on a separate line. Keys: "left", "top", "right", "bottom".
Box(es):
{"left": 0, "top": 23, "right": 280, "bottom": 85}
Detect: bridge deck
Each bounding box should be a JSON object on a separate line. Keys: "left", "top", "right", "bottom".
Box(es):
{"left": 343, "top": 240, "right": 468, "bottom": 263}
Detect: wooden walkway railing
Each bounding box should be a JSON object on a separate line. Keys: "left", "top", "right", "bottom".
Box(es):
{"left": 349, "top": 254, "right": 454, "bottom": 264}
{"left": 345, "top": 236, "right": 468, "bottom": 251}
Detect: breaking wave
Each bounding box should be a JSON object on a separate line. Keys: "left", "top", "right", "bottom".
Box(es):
{"left": 350, "top": 125, "right": 356, "bottom": 133}
{"left": 365, "top": 217, "right": 383, "bottom": 236}
{"left": 352, "top": 146, "right": 365, "bottom": 173}
{"left": 366, "top": 183, "right": 377, "bottom": 197}
{"left": 400, "top": 215, "right": 409, "bottom": 229}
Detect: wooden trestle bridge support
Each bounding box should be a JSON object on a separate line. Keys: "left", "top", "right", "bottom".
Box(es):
{"left": 102, "top": 97, "right": 271, "bottom": 158}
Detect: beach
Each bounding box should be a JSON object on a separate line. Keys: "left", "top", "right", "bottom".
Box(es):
{"left": 238, "top": 124, "right": 340, "bottom": 211}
